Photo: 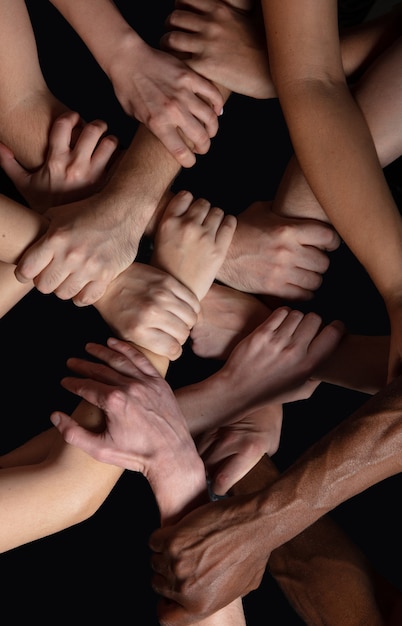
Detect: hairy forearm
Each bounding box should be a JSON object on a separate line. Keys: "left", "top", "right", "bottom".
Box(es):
{"left": 105, "top": 124, "right": 181, "bottom": 238}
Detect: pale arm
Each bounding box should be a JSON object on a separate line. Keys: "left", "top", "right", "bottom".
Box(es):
{"left": 0, "top": 0, "right": 70, "bottom": 168}
{"left": 0, "top": 400, "right": 122, "bottom": 554}
{"left": 48, "top": 0, "right": 224, "bottom": 168}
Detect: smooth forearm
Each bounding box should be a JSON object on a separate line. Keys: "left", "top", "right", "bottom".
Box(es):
{"left": 278, "top": 81, "right": 402, "bottom": 299}
{"left": 0, "top": 0, "right": 69, "bottom": 167}
{"left": 0, "top": 263, "right": 33, "bottom": 317}
{"left": 0, "top": 400, "right": 122, "bottom": 553}
{"left": 0, "top": 197, "right": 47, "bottom": 263}
{"left": 0, "top": 203, "right": 46, "bottom": 316}
{"left": 313, "top": 334, "right": 389, "bottom": 395}
{"left": 49, "top": 0, "right": 141, "bottom": 80}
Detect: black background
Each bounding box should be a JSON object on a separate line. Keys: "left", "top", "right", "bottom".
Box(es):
{"left": 1, "top": 1, "right": 401, "bottom": 623}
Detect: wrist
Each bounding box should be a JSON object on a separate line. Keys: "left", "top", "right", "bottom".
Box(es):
{"left": 147, "top": 450, "right": 207, "bottom": 525}
{"left": 105, "top": 29, "right": 145, "bottom": 82}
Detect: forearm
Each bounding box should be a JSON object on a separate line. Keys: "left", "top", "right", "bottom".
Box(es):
{"left": 274, "top": 35, "right": 402, "bottom": 224}
{"left": 175, "top": 373, "right": 256, "bottom": 438}
{"left": 340, "top": 6, "right": 402, "bottom": 80}
{"left": 0, "top": 263, "right": 33, "bottom": 318}
{"left": 232, "top": 457, "right": 386, "bottom": 625}
{"left": 0, "top": 196, "right": 47, "bottom": 263}
{"left": 313, "top": 334, "right": 389, "bottom": 395}
{"left": 277, "top": 81, "right": 402, "bottom": 300}
{"left": 49, "top": 0, "right": 143, "bottom": 80}
{"left": 255, "top": 376, "right": 402, "bottom": 553}
{"left": 0, "top": 0, "right": 69, "bottom": 167}
{"left": 0, "top": 202, "right": 46, "bottom": 316}
{"left": 0, "top": 428, "right": 58, "bottom": 467}
{"left": 105, "top": 124, "right": 181, "bottom": 239}
{"left": 0, "top": 400, "right": 122, "bottom": 553}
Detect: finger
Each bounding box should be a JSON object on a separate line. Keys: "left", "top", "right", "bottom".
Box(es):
{"left": 153, "top": 127, "right": 197, "bottom": 168}
{"left": 214, "top": 213, "right": 237, "bottom": 247}
{"left": 15, "top": 241, "right": 57, "bottom": 286}
{"left": 286, "top": 267, "right": 324, "bottom": 292}
{"left": 164, "top": 190, "right": 195, "bottom": 218}
{"left": 185, "top": 197, "right": 213, "bottom": 223}
{"left": 307, "top": 319, "right": 346, "bottom": 363}
{"left": 210, "top": 451, "right": 263, "bottom": 496}
{"left": 272, "top": 308, "right": 305, "bottom": 337}
{"left": 291, "top": 311, "right": 324, "bottom": 342}
{"left": 174, "top": 96, "right": 219, "bottom": 147}
{"left": 259, "top": 306, "right": 292, "bottom": 333}
{"left": 105, "top": 337, "right": 163, "bottom": 377}
{"left": 84, "top": 340, "right": 155, "bottom": 377}
{"left": 60, "top": 375, "right": 118, "bottom": 408}
{"left": 126, "top": 326, "right": 186, "bottom": 361}
{"left": 72, "top": 119, "right": 110, "bottom": 161}
{"left": 71, "top": 279, "right": 110, "bottom": 307}
{"left": 47, "top": 111, "right": 83, "bottom": 157}
{"left": 64, "top": 356, "right": 134, "bottom": 385}
{"left": 50, "top": 411, "right": 101, "bottom": 451}
{"left": 298, "top": 220, "right": 341, "bottom": 251}
{"left": 90, "top": 135, "right": 119, "bottom": 173}
{"left": 167, "top": 277, "right": 201, "bottom": 315}
{"left": 54, "top": 274, "right": 103, "bottom": 303}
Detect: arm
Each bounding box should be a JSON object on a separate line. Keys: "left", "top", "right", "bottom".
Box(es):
{"left": 190, "top": 283, "right": 389, "bottom": 396}
{"left": 232, "top": 454, "right": 399, "bottom": 626}
{"left": 0, "top": 399, "right": 123, "bottom": 554}
{"left": 262, "top": 1, "right": 402, "bottom": 382}
{"left": 48, "top": 0, "right": 224, "bottom": 168}
{"left": 149, "top": 372, "right": 402, "bottom": 622}
{"left": 51, "top": 194, "right": 243, "bottom": 625}
{"left": 161, "top": 0, "right": 402, "bottom": 100}
{"left": 0, "top": 115, "right": 201, "bottom": 362}
{"left": 0, "top": 0, "right": 71, "bottom": 168}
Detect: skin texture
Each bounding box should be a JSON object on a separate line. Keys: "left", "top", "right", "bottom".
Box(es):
{"left": 162, "top": 0, "right": 402, "bottom": 382}
{"left": 1, "top": 0, "right": 340, "bottom": 307}
{"left": 0, "top": 113, "right": 201, "bottom": 360}
{"left": 149, "top": 373, "right": 402, "bottom": 624}
{"left": 49, "top": 0, "right": 225, "bottom": 169}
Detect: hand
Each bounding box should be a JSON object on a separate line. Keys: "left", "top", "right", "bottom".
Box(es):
{"left": 208, "top": 306, "right": 345, "bottom": 416}
{"left": 109, "top": 38, "right": 224, "bottom": 168}
{"left": 150, "top": 491, "right": 270, "bottom": 624}
{"left": 13, "top": 188, "right": 143, "bottom": 306}
{"left": 50, "top": 338, "right": 198, "bottom": 480}
{"left": 217, "top": 200, "right": 341, "bottom": 299}
{"left": 190, "top": 282, "right": 269, "bottom": 359}
{"left": 196, "top": 404, "right": 283, "bottom": 495}
{"left": 152, "top": 190, "right": 237, "bottom": 301}
{"left": 0, "top": 111, "right": 119, "bottom": 212}
{"left": 94, "top": 262, "right": 200, "bottom": 360}
{"left": 162, "top": 0, "right": 274, "bottom": 99}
